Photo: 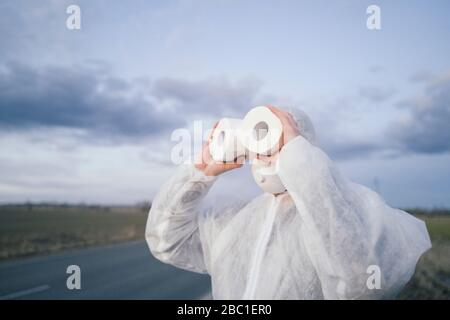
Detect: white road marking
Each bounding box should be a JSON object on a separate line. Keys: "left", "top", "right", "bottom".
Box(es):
{"left": 0, "top": 285, "right": 50, "bottom": 300}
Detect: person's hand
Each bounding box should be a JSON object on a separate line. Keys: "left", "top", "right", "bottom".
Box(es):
{"left": 195, "top": 122, "right": 244, "bottom": 176}
{"left": 267, "top": 105, "right": 300, "bottom": 151}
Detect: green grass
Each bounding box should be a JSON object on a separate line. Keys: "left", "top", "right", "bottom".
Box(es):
{"left": 0, "top": 205, "right": 148, "bottom": 261}
{"left": 397, "top": 214, "right": 450, "bottom": 299}
{"left": 397, "top": 239, "right": 450, "bottom": 299}
{"left": 419, "top": 215, "right": 450, "bottom": 241}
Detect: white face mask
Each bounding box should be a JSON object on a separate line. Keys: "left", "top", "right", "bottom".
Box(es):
{"left": 251, "top": 158, "right": 286, "bottom": 195}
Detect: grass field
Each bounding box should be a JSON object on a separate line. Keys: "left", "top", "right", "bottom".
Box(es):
{"left": 397, "top": 214, "right": 450, "bottom": 299}
{"left": 0, "top": 205, "right": 448, "bottom": 299}
{"left": 0, "top": 205, "right": 148, "bottom": 261}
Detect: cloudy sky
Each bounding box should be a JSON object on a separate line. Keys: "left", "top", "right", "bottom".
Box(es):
{"left": 1, "top": 0, "right": 449, "bottom": 207}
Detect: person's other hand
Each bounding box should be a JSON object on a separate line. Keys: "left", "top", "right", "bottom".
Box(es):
{"left": 267, "top": 105, "right": 300, "bottom": 151}
{"left": 195, "top": 122, "right": 244, "bottom": 176}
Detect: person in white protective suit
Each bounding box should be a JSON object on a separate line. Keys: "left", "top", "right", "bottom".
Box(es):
{"left": 145, "top": 105, "right": 431, "bottom": 299}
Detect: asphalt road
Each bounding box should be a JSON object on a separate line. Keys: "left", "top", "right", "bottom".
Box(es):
{"left": 0, "top": 241, "right": 211, "bottom": 300}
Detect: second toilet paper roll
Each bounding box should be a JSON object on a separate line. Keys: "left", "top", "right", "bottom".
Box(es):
{"left": 209, "top": 118, "right": 246, "bottom": 162}
{"left": 239, "top": 106, "right": 283, "bottom": 156}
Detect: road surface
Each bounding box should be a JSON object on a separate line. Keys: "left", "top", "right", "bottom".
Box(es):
{"left": 0, "top": 241, "right": 211, "bottom": 299}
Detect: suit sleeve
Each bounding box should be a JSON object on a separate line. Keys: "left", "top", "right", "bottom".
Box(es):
{"left": 145, "top": 164, "right": 217, "bottom": 274}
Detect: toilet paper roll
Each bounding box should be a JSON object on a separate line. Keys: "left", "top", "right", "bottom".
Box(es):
{"left": 239, "top": 106, "right": 283, "bottom": 155}
{"left": 209, "top": 118, "right": 246, "bottom": 162}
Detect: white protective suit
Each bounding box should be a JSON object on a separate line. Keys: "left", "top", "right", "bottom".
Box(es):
{"left": 145, "top": 110, "right": 431, "bottom": 300}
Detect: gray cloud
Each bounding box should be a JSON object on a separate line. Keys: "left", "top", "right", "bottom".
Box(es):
{"left": 389, "top": 74, "right": 450, "bottom": 154}
{"left": 314, "top": 73, "right": 450, "bottom": 159}
{"left": 2, "top": 60, "right": 448, "bottom": 161}
{"left": 359, "top": 85, "right": 396, "bottom": 103}
{"left": 0, "top": 62, "right": 263, "bottom": 144}
{"left": 152, "top": 77, "right": 262, "bottom": 116}
{"left": 409, "top": 70, "right": 435, "bottom": 83}
{"left": 368, "top": 65, "right": 385, "bottom": 74}
{"left": 320, "top": 140, "right": 383, "bottom": 160}
{"left": 0, "top": 62, "right": 180, "bottom": 143}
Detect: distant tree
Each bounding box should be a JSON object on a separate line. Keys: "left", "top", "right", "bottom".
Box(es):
{"left": 137, "top": 201, "right": 152, "bottom": 213}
